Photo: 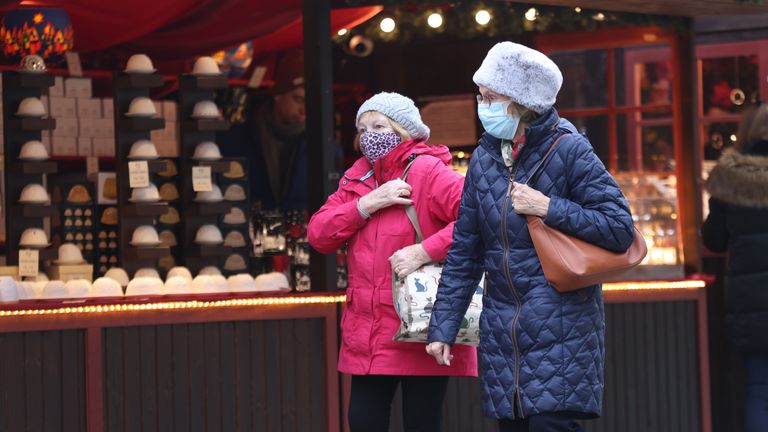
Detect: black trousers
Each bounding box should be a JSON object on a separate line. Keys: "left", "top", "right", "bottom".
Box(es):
{"left": 348, "top": 374, "right": 449, "bottom": 432}
{"left": 498, "top": 412, "right": 584, "bottom": 432}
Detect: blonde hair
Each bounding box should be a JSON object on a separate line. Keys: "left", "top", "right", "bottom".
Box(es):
{"left": 358, "top": 111, "right": 413, "bottom": 141}
{"left": 737, "top": 103, "right": 768, "bottom": 151}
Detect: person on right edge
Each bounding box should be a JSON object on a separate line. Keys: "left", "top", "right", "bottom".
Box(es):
{"left": 702, "top": 102, "right": 768, "bottom": 432}
{"left": 425, "top": 42, "right": 635, "bottom": 431}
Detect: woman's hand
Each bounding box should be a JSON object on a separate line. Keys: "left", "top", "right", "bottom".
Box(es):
{"left": 390, "top": 244, "right": 431, "bottom": 279}
{"left": 426, "top": 342, "right": 453, "bottom": 366}
{"left": 511, "top": 182, "right": 550, "bottom": 217}
{"left": 359, "top": 179, "right": 412, "bottom": 215}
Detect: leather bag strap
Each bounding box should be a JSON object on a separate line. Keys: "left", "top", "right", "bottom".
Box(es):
{"left": 401, "top": 157, "right": 424, "bottom": 243}
{"left": 524, "top": 133, "right": 569, "bottom": 187}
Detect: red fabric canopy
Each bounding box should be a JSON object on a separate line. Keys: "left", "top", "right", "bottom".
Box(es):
{"left": 13, "top": 0, "right": 380, "bottom": 60}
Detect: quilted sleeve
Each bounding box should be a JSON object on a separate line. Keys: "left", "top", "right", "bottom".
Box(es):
{"left": 421, "top": 162, "right": 465, "bottom": 261}
{"left": 427, "top": 158, "right": 484, "bottom": 345}
{"left": 701, "top": 197, "right": 728, "bottom": 252}
{"left": 307, "top": 179, "right": 368, "bottom": 254}
{"left": 543, "top": 134, "right": 635, "bottom": 252}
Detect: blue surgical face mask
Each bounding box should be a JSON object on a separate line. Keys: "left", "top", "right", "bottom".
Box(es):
{"left": 477, "top": 101, "right": 520, "bottom": 140}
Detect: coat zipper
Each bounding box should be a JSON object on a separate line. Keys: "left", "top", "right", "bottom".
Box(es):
{"left": 500, "top": 166, "right": 525, "bottom": 419}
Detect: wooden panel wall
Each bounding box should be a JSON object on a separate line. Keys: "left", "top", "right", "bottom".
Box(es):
{"left": 0, "top": 330, "right": 86, "bottom": 432}
{"left": 387, "top": 301, "right": 702, "bottom": 432}
{"left": 103, "top": 319, "right": 327, "bottom": 432}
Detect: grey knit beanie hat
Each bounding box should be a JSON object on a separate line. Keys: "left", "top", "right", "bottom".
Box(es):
{"left": 356, "top": 92, "right": 430, "bottom": 140}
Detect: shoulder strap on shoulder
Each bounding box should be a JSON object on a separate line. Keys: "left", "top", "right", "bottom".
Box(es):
{"left": 401, "top": 155, "right": 424, "bottom": 242}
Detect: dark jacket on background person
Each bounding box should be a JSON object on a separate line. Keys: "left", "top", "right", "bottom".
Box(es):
{"left": 428, "top": 108, "right": 635, "bottom": 420}
{"left": 218, "top": 101, "right": 307, "bottom": 211}
{"left": 702, "top": 141, "right": 768, "bottom": 353}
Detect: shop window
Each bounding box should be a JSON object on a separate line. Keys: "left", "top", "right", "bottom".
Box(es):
{"left": 549, "top": 49, "right": 608, "bottom": 109}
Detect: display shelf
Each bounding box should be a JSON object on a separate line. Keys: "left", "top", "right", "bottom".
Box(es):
{"left": 187, "top": 202, "right": 232, "bottom": 216}
{"left": 8, "top": 72, "right": 55, "bottom": 88}
{"left": 13, "top": 205, "right": 59, "bottom": 218}
{"left": 183, "top": 118, "right": 229, "bottom": 132}
{"left": 123, "top": 246, "right": 171, "bottom": 260}
{"left": 118, "top": 117, "right": 165, "bottom": 132}
{"left": 122, "top": 202, "right": 169, "bottom": 218}
{"left": 7, "top": 118, "right": 56, "bottom": 131}
{"left": 195, "top": 160, "right": 230, "bottom": 173}
{"left": 116, "top": 74, "right": 165, "bottom": 89}
{"left": 10, "top": 161, "right": 58, "bottom": 175}
{"left": 189, "top": 244, "right": 233, "bottom": 257}
{"left": 179, "top": 75, "right": 229, "bottom": 91}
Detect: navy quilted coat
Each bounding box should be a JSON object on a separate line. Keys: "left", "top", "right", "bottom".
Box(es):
{"left": 428, "top": 108, "right": 634, "bottom": 420}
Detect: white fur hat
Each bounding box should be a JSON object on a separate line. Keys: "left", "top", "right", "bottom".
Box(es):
{"left": 356, "top": 92, "right": 430, "bottom": 140}
{"left": 473, "top": 42, "right": 563, "bottom": 114}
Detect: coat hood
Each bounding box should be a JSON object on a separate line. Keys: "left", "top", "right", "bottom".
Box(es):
{"left": 707, "top": 148, "right": 768, "bottom": 208}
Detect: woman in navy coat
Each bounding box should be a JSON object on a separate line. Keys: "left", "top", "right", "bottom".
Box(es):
{"left": 427, "top": 42, "right": 635, "bottom": 431}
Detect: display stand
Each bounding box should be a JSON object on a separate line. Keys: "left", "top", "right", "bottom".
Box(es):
{"left": 2, "top": 72, "right": 58, "bottom": 267}
{"left": 112, "top": 73, "right": 169, "bottom": 275}
{"left": 177, "top": 75, "right": 233, "bottom": 274}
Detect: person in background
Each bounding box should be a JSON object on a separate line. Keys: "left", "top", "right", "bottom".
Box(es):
{"left": 218, "top": 50, "right": 308, "bottom": 211}
{"left": 308, "top": 92, "right": 477, "bottom": 432}
{"left": 702, "top": 103, "right": 768, "bottom": 432}
{"left": 426, "top": 42, "right": 635, "bottom": 431}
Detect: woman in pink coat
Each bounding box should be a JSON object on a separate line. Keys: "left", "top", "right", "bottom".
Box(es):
{"left": 308, "top": 92, "right": 477, "bottom": 432}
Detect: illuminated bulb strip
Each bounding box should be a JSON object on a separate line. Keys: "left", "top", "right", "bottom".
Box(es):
{"left": 603, "top": 280, "right": 706, "bottom": 291}
{"left": 0, "top": 295, "right": 347, "bottom": 318}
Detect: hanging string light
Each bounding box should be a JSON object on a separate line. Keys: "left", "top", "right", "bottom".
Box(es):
{"left": 475, "top": 9, "right": 492, "bottom": 26}
{"left": 337, "top": 28, "right": 348, "bottom": 36}
{"left": 380, "top": 17, "right": 396, "bottom": 33}
{"left": 593, "top": 12, "right": 606, "bottom": 21}
{"left": 427, "top": 12, "right": 444, "bottom": 29}
{"left": 525, "top": 8, "right": 539, "bottom": 21}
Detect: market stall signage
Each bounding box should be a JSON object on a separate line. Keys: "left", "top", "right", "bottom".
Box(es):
{"left": 192, "top": 166, "right": 213, "bottom": 192}
{"left": 128, "top": 161, "right": 150, "bottom": 188}
{"left": 19, "top": 249, "right": 39, "bottom": 277}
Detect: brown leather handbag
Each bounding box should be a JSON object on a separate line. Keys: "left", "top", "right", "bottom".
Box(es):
{"left": 524, "top": 135, "right": 647, "bottom": 292}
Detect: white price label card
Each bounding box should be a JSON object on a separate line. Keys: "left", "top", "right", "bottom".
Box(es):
{"left": 248, "top": 66, "right": 267, "bottom": 88}
{"left": 192, "top": 166, "right": 213, "bottom": 192}
{"left": 128, "top": 161, "right": 150, "bottom": 188}
{"left": 65, "top": 52, "right": 83, "bottom": 77}
{"left": 19, "top": 249, "right": 39, "bottom": 277}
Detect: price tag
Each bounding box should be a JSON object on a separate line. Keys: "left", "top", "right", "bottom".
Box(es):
{"left": 192, "top": 166, "right": 213, "bottom": 192}
{"left": 65, "top": 52, "right": 83, "bottom": 77}
{"left": 18, "top": 249, "right": 39, "bottom": 277}
{"left": 128, "top": 161, "right": 150, "bottom": 188}
{"left": 248, "top": 66, "right": 267, "bottom": 88}
{"left": 86, "top": 156, "right": 99, "bottom": 179}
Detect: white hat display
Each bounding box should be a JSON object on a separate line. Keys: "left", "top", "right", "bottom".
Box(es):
{"left": 0, "top": 277, "right": 20, "bottom": 303}
{"left": 254, "top": 272, "right": 291, "bottom": 292}
{"left": 124, "top": 54, "right": 156, "bottom": 74}
{"left": 126, "top": 97, "right": 158, "bottom": 117}
{"left": 126, "top": 277, "right": 164, "bottom": 296}
{"left": 227, "top": 274, "right": 257, "bottom": 293}
{"left": 223, "top": 231, "right": 247, "bottom": 248}
{"left": 18, "top": 281, "right": 41, "bottom": 300}
{"left": 130, "top": 183, "right": 161, "bottom": 203}
{"left": 223, "top": 184, "right": 246, "bottom": 202}
{"left": 167, "top": 266, "right": 193, "bottom": 282}
{"left": 134, "top": 267, "right": 161, "bottom": 280}
{"left": 19, "top": 228, "right": 49, "bottom": 248}
{"left": 104, "top": 268, "right": 130, "bottom": 287}
{"left": 91, "top": 277, "right": 124, "bottom": 297}
{"left": 16, "top": 97, "right": 47, "bottom": 117}
{"left": 192, "top": 274, "right": 229, "bottom": 294}
{"left": 191, "top": 100, "right": 221, "bottom": 119}
{"left": 41, "top": 280, "right": 68, "bottom": 299}
{"left": 130, "top": 225, "right": 161, "bottom": 247}
{"left": 128, "top": 140, "right": 159, "bottom": 160}
{"left": 191, "top": 56, "right": 221, "bottom": 76}
{"left": 192, "top": 141, "right": 222, "bottom": 161}
{"left": 56, "top": 243, "right": 86, "bottom": 265}
{"left": 194, "top": 184, "right": 223, "bottom": 203}
{"left": 19, "top": 140, "right": 50, "bottom": 161}
{"left": 223, "top": 207, "right": 247, "bottom": 225}
{"left": 356, "top": 92, "right": 430, "bottom": 140}
{"left": 472, "top": 42, "right": 563, "bottom": 114}
{"left": 19, "top": 183, "right": 50, "bottom": 204}
{"left": 195, "top": 224, "right": 224, "bottom": 245}
{"left": 198, "top": 266, "right": 222, "bottom": 276}
{"left": 65, "top": 279, "right": 92, "bottom": 298}
{"left": 164, "top": 276, "right": 192, "bottom": 295}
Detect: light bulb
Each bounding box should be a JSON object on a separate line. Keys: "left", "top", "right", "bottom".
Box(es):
{"left": 427, "top": 12, "right": 443, "bottom": 29}
{"left": 593, "top": 12, "right": 606, "bottom": 21}
{"left": 574, "top": 7, "right": 582, "bottom": 13}
{"left": 525, "top": 8, "right": 538, "bottom": 22}
{"left": 337, "top": 28, "right": 348, "bottom": 36}
{"left": 475, "top": 10, "right": 492, "bottom": 26}
{"left": 730, "top": 134, "right": 738, "bottom": 142}
{"left": 380, "top": 17, "right": 396, "bottom": 33}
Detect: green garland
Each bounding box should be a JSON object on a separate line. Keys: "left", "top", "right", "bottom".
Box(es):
{"left": 339, "top": 1, "right": 686, "bottom": 44}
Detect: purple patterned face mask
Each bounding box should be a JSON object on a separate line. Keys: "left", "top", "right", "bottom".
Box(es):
{"left": 360, "top": 131, "right": 402, "bottom": 163}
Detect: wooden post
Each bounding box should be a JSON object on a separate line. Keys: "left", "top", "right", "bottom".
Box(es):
{"left": 303, "top": 0, "right": 339, "bottom": 292}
